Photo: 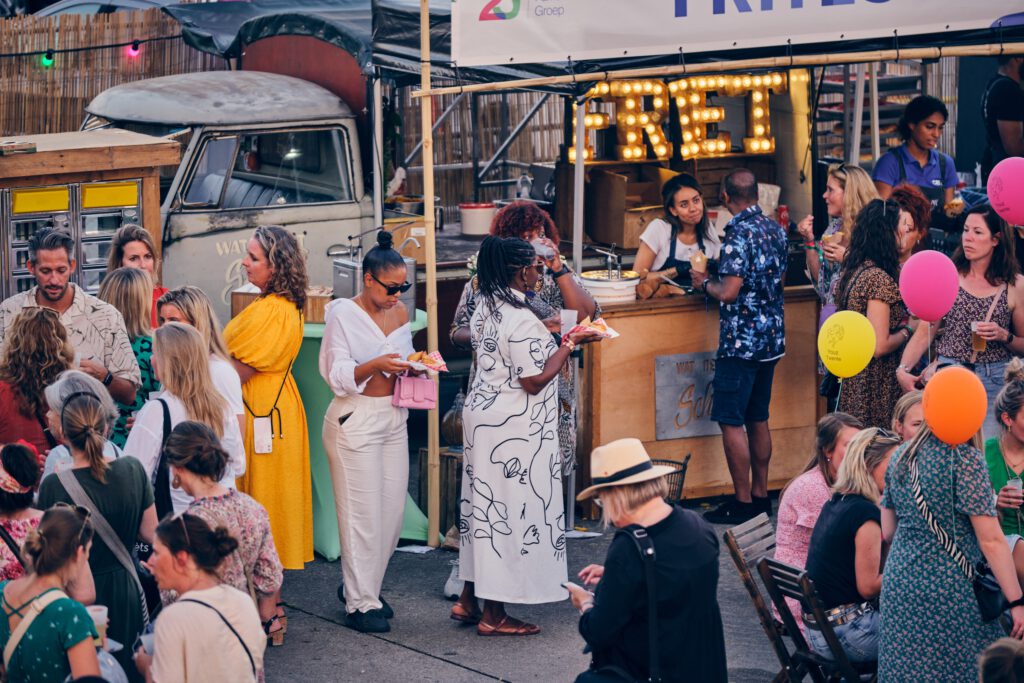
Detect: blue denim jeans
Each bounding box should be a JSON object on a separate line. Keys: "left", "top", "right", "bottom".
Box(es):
{"left": 806, "top": 608, "right": 879, "bottom": 663}
{"left": 937, "top": 356, "right": 1008, "bottom": 439}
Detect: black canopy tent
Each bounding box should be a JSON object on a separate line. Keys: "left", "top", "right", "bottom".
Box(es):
{"left": 164, "top": 0, "right": 1024, "bottom": 96}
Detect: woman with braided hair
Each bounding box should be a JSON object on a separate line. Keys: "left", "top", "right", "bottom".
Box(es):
{"left": 452, "top": 236, "right": 600, "bottom": 636}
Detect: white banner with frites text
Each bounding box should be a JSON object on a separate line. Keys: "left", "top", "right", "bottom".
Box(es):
{"left": 451, "top": 0, "right": 1024, "bottom": 67}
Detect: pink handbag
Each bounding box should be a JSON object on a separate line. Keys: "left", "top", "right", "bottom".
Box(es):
{"left": 392, "top": 374, "right": 437, "bottom": 410}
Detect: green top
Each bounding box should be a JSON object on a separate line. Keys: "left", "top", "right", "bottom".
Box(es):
{"left": 0, "top": 582, "right": 97, "bottom": 683}
{"left": 984, "top": 437, "right": 1024, "bottom": 536}
{"left": 38, "top": 457, "right": 154, "bottom": 574}
{"left": 111, "top": 335, "right": 160, "bottom": 448}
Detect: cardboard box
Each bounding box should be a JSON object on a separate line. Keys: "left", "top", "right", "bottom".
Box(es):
{"left": 231, "top": 286, "right": 332, "bottom": 323}
{"left": 587, "top": 164, "right": 671, "bottom": 248}
{"left": 386, "top": 217, "right": 427, "bottom": 265}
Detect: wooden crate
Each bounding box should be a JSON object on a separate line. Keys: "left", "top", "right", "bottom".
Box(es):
{"left": 418, "top": 447, "right": 463, "bottom": 535}
{"left": 230, "top": 288, "right": 332, "bottom": 322}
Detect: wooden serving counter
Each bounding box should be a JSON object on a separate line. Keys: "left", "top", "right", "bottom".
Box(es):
{"left": 579, "top": 285, "right": 819, "bottom": 499}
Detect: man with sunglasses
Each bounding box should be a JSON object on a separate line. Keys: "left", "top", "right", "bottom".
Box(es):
{"left": 692, "top": 169, "right": 788, "bottom": 525}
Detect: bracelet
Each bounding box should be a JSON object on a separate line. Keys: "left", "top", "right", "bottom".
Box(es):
{"left": 700, "top": 278, "right": 710, "bottom": 294}
{"left": 1009, "top": 595, "right": 1024, "bottom": 609}
{"left": 102, "top": 371, "right": 113, "bottom": 387}
{"left": 897, "top": 364, "right": 913, "bottom": 374}
{"left": 900, "top": 327, "right": 912, "bottom": 341}
{"left": 562, "top": 338, "right": 576, "bottom": 353}
{"left": 551, "top": 265, "right": 571, "bottom": 280}
{"left": 803, "top": 240, "right": 817, "bottom": 249}
{"left": 579, "top": 600, "right": 594, "bottom": 614}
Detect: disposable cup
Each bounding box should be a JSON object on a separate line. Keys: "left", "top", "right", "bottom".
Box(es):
{"left": 87, "top": 605, "right": 108, "bottom": 646}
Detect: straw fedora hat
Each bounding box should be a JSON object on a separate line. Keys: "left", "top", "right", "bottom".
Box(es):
{"left": 577, "top": 438, "right": 678, "bottom": 501}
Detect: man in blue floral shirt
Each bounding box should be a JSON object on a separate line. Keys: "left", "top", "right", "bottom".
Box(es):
{"left": 691, "top": 169, "right": 787, "bottom": 524}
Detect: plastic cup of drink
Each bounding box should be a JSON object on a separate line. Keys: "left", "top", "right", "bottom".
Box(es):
{"left": 971, "top": 322, "right": 987, "bottom": 353}
{"left": 560, "top": 309, "right": 577, "bottom": 336}
{"left": 1008, "top": 477, "right": 1023, "bottom": 491}
{"left": 87, "top": 605, "right": 108, "bottom": 647}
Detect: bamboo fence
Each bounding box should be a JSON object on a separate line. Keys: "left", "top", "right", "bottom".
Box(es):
{"left": 0, "top": 7, "right": 222, "bottom": 136}
{"left": 399, "top": 85, "right": 565, "bottom": 222}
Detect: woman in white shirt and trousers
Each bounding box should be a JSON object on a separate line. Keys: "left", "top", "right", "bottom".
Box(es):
{"left": 320, "top": 230, "right": 416, "bottom": 634}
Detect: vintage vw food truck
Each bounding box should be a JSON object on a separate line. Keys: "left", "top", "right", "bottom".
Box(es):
{"left": 83, "top": 70, "right": 374, "bottom": 319}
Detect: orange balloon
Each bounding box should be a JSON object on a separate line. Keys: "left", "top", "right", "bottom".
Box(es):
{"left": 923, "top": 366, "right": 987, "bottom": 445}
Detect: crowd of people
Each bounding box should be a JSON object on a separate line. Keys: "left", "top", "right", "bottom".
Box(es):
{"left": 0, "top": 58, "right": 1020, "bottom": 682}
{"left": 0, "top": 223, "right": 299, "bottom": 681}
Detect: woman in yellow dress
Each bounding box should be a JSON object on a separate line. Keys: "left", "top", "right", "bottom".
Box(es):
{"left": 224, "top": 225, "right": 311, "bottom": 570}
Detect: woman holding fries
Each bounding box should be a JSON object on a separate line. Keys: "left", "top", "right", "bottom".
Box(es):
{"left": 451, "top": 201, "right": 597, "bottom": 477}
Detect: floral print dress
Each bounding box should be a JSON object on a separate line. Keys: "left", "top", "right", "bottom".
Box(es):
{"left": 879, "top": 436, "right": 1004, "bottom": 682}
{"left": 162, "top": 489, "right": 283, "bottom": 605}
{"left": 837, "top": 263, "right": 906, "bottom": 429}
{"left": 0, "top": 517, "right": 38, "bottom": 581}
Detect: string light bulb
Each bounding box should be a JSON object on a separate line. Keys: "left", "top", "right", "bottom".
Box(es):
{"left": 126, "top": 40, "right": 141, "bottom": 58}
{"left": 41, "top": 49, "right": 54, "bottom": 68}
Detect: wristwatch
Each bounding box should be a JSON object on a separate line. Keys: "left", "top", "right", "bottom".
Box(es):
{"left": 1009, "top": 595, "right": 1024, "bottom": 609}
{"left": 102, "top": 370, "right": 114, "bottom": 387}
{"left": 700, "top": 278, "right": 710, "bottom": 294}
{"left": 1008, "top": 331, "right": 1016, "bottom": 344}
{"left": 550, "top": 265, "right": 571, "bottom": 280}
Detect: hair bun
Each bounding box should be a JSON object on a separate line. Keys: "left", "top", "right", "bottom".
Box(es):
{"left": 211, "top": 526, "right": 239, "bottom": 559}
{"left": 1006, "top": 357, "right": 1024, "bottom": 385}
{"left": 376, "top": 230, "right": 394, "bottom": 251}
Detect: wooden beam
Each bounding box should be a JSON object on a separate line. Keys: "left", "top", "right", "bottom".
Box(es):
{"left": 413, "top": 42, "right": 1024, "bottom": 98}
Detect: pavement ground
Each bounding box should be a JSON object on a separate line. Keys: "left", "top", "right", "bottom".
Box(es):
{"left": 264, "top": 506, "right": 779, "bottom": 683}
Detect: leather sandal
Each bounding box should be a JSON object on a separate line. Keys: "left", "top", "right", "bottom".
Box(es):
{"left": 264, "top": 614, "right": 285, "bottom": 647}
{"left": 276, "top": 601, "right": 288, "bottom": 633}
{"left": 476, "top": 615, "right": 540, "bottom": 636}
{"left": 450, "top": 602, "right": 482, "bottom": 625}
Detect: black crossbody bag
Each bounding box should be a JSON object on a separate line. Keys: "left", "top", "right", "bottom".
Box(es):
{"left": 585, "top": 525, "right": 662, "bottom": 683}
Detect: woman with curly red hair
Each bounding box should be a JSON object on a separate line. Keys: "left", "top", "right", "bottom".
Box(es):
{"left": 890, "top": 183, "right": 932, "bottom": 264}
{"left": 451, "top": 201, "right": 597, "bottom": 475}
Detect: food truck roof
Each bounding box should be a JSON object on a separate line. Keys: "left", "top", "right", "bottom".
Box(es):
{"left": 86, "top": 71, "right": 355, "bottom": 127}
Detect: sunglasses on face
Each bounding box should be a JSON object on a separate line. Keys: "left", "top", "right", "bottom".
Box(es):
{"left": 370, "top": 272, "right": 412, "bottom": 296}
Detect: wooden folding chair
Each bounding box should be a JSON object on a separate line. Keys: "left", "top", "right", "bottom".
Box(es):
{"left": 723, "top": 513, "right": 812, "bottom": 683}
{"left": 758, "top": 557, "right": 878, "bottom": 683}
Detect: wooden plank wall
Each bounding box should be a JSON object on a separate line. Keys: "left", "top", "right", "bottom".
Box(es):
{"left": 0, "top": 7, "right": 222, "bottom": 136}
{"left": 398, "top": 84, "right": 566, "bottom": 225}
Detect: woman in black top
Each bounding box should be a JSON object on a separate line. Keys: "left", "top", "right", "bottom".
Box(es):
{"left": 569, "top": 438, "right": 727, "bottom": 683}
{"left": 805, "top": 428, "right": 900, "bottom": 663}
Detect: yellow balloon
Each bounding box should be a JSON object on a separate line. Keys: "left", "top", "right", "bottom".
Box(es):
{"left": 817, "top": 311, "right": 876, "bottom": 379}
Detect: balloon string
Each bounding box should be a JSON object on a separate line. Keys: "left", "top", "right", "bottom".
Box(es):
{"left": 836, "top": 378, "right": 843, "bottom": 409}
{"left": 927, "top": 322, "right": 933, "bottom": 365}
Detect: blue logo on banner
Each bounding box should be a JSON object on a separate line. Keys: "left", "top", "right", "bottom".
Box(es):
{"left": 675, "top": 0, "right": 888, "bottom": 18}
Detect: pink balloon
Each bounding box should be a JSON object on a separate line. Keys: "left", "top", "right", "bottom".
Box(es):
{"left": 899, "top": 250, "right": 958, "bottom": 322}
{"left": 988, "top": 157, "right": 1024, "bottom": 226}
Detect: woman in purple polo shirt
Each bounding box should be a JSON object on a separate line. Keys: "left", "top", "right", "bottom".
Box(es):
{"left": 872, "top": 95, "right": 959, "bottom": 209}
